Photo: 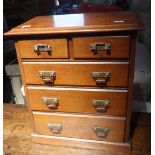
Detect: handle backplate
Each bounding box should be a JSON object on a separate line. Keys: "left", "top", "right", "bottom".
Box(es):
{"left": 90, "top": 42, "right": 111, "bottom": 54}
{"left": 34, "top": 44, "right": 52, "bottom": 56}
{"left": 91, "top": 72, "right": 111, "bottom": 85}
{"left": 48, "top": 123, "right": 62, "bottom": 134}
{"left": 92, "top": 100, "right": 110, "bottom": 112}
{"left": 93, "top": 127, "right": 110, "bottom": 138}
{"left": 43, "top": 97, "right": 59, "bottom": 109}
{"left": 39, "top": 71, "right": 56, "bottom": 83}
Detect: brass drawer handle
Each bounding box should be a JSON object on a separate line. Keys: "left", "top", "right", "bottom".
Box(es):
{"left": 48, "top": 123, "right": 62, "bottom": 134}
{"left": 92, "top": 72, "right": 111, "bottom": 78}
{"left": 93, "top": 127, "right": 110, "bottom": 138}
{"left": 92, "top": 100, "right": 110, "bottom": 112}
{"left": 91, "top": 72, "right": 111, "bottom": 85}
{"left": 34, "top": 44, "right": 52, "bottom": 55}
{"left": 39, "top": 71, "right": 56, "bottom": 83}
{"left": 43, "top": 97, "right": 59, "bottom": 109}
{"left": 95, "top": 79, "right": 106, "bottom": 85}
{"left": 90, "top": 42, "right": 111, "bottom": 54}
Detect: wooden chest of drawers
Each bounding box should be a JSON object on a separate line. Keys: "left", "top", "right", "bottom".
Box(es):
{"left": 5, "top": 12, "right": 143, "bottom": 152}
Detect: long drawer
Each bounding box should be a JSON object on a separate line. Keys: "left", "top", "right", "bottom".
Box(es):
{"left": 73, "top": 36, "right": 130, "bottom": 59}
{"left": 27, "top": 87, "right": 127, "bottom": 115}
{"left": 33, "top": 112, "right": 126, "bottom": 142}
{"left": 18, "top": 39, "right": 68, "bottom": 58}
{"left": 22, "top": 62, "right": 129, "bottom": 87}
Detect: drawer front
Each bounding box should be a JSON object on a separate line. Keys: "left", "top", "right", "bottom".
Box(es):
{"left": 73, "top": 36, "right": 130, "bottom": 59}
{"left": 28, "top": 87, "right": 127, "bottom": 115}
{"left": 23, "top": 62, "right": 129, "bottom": 87}
{"left": 33, "top": 112, "right": 125, "bottom": 142}
{"left": 18, "top": 39, "right": 68, "bottom": 58}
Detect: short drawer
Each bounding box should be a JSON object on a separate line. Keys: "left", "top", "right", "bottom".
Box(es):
{"left": 23, "top": 62, "right": 129, "bottom": 87}
{"left": 17, "top": 39, "right": 68, "bottom": 58}
{"left": 33, "top": 112, "right": 126, "bottom": 143}
{"left": 28, "top": 87, "right": 127, "bottom": 116}
{"left": 73, "top": 36, "right": 130, "bottom": 59}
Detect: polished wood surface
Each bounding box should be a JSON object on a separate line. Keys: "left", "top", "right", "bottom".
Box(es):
{"left": 125, "top": 34, "right": 137, "bottom": 141}
{"left": 18, "top": 39, "right": 68, "bottom": 58}
{"left": 33, "top": 112, "right": 125, "bottom": 142}
{"left": 15, "top": 41, "right": 37, "bottom": 132}
{"left": 32, "top": 134, "right": 131, "bottom": 152}
{"left": 27, "top": 87, "right": 127, "bottom": 115}
{"left": 4, "top": 12, "right": 143, "bottom": 36}
{"left": 23, "top": 63, "right": 129, "bottom": 86}
{"left": 4, "top": 104, "right": 150, "bottom": 155}
{"left": 73, "top": 36, "right": 130, "bottom": 58}
{"left": 4, "top": 12, "right": 144, "bottom": 152}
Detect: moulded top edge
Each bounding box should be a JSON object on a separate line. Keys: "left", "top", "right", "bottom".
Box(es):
{"left": 4, "top": 11, "right": 144, "bottom": 37}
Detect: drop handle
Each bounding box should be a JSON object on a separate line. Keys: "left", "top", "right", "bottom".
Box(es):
{"left": 92, "top": 100, "right": 110, "bottom": 112}
{"left": 34, "top": 44, "right": 52, "bottom": 55}
{"left": 39, "top": 71, "right": 56, "bottom": 83}
{"left": 48, "top": 123, "right": 62, "bottom": 134}
{"left": 91, "top": 72, "right": 111, "bottom": 85}
{"left": 90, "top": 42, "right": 111, "bottom": 54}
{"left": 93, "top": 127, "right": 110, "bottom": 138}
{"left": 43, "top": 97, "right": 59, "bottom": 109}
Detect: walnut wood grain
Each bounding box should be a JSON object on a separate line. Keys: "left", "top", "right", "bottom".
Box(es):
{"left": 27, "top": 87, "right": 127, "bottom": 116}
{"left": 73, "top": 36, "right": 130, "bottom": 59}
{"left": 18, "top": 39, "right": 68, "bottom": 58}
{"left": 22, "top": 63, "right": 129, "bottom": 87}
{"left": 4, "top": 12, "right": 143, "bottom": 37}
{"left": 33, "top": 112, "right": 126, "bottom": 143}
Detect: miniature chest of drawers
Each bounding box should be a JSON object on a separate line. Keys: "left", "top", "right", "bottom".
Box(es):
{"left": 5, "top": 12, "right": 143, "bottom": 152}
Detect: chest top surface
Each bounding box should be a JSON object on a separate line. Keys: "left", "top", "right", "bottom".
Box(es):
{"left": 4, "top": 11, "right": 143, "bottom": 37}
